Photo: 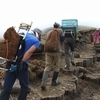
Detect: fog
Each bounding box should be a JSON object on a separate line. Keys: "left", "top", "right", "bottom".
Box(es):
{"left": 0, "top": 0, "right": 100, "bottom": 39}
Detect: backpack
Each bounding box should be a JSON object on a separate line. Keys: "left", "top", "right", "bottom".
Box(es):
{"left": 13, "top": 35, "right": 26, "bottom": 64}
{"left": 44, "top": 29, "right": 59, "bottom": 52}
{"left": 64, "top": 28, "right": 76, "bottom": 38}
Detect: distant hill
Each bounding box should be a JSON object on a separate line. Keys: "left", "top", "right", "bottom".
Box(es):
{"left": 42, "top": 25, "right": 96, "bottom": 34}
{"left": 78, "top": 25, "right": 96, "bottom": 31}
{"left": 42, "top": 27, "right": 53, "bottom": 34}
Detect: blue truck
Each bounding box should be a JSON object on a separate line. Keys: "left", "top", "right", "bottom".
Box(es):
{"left": 61, "top": 19, "right": 78, "bottom": 39}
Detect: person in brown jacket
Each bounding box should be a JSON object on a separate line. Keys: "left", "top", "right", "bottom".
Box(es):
{"left": 41, "top": 22, "right": 64, "bottom": 90}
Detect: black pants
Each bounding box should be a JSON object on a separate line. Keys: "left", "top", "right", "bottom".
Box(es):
{"left": 64, "top": 37, "right": 75, "bottom": 55}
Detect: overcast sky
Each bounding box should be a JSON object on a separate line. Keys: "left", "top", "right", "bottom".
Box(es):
{"left": 0, "top": 0, "right": 100, "bottom": 38}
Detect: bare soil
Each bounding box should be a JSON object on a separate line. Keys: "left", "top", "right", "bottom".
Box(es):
{"left": 27, "top": 42, "right": 100, "bottom": 100}
{"left": 1, "top": 29, "right": 100, "bottom": 100}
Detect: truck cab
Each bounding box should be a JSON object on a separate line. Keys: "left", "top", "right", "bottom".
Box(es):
{"left": 61, "top": 19, "right": 78, "bottom": 39}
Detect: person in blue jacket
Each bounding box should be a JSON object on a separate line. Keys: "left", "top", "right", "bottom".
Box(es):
{"left": 0, "top": 33, "right": 40, "bottom": 100}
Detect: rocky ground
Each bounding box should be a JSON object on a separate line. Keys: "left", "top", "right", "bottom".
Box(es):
{"left": 1, "top": 27, "right": 100, "bottom": 100}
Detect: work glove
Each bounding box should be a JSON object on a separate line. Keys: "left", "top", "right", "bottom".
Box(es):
{"left": 10, "top": 64, "right": 17, "bottom": 72}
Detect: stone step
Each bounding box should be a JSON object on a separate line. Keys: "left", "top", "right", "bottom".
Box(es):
{"left": 84, "top": 73, "right": 100, "bottom": 85}
{"left": 75, "top": 55, "right": 100, "bottom": 68}
{"left": 28, "top": 74, "right": 77, "bottom": 100}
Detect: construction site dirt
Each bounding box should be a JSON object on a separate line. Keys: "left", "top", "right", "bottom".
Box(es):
{"left": 0, "top": 27, "right": 100, "bottom": 100}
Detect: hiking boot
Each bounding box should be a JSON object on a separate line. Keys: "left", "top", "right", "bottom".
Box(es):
{"left": 51, "top": 80, "right": 60, "bottom": 86}
{"left": 41, "top": 71, "right": 49, "bottom": 91}
{"left": 70, "top": 52, "right": 75, "bottom": 66}
{"left": 51, "top": 71, "right": 60, "bottom": 86}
